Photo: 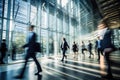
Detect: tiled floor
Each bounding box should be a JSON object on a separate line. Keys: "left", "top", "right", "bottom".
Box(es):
{"left": 0, "top": 51, "right": 120, "bottom": 80}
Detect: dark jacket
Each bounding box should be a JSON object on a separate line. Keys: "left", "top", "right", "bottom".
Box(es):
{"left": 72, "top": 44, "right": 78, "bottom": 52}
{"left": 0, "top": 43, "right": 7, "bottom": 53}
{"left": 101, "top": 29, "right": 114, "bottom": 50}
{"left": 22, "top": 32, "right": 37, "bottom": 53}
{"left": 88, "top": 43, "right": 92, "bottom": 50}
{"left": 61, "top": 41, "right": 69, "bottom": 51}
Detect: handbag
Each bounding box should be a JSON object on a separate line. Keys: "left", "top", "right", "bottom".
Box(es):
{"left": 34, "top": 42, "right": 41, "bottom": 52}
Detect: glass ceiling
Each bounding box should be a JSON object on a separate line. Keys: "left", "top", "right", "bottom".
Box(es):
{"left": 57, "top": 0, "right": 69, "bottom": 7}
{"left": 61, "top": 0, "right": 69, "bottom": 7}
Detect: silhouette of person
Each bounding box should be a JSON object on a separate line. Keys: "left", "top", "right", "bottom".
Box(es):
{"left": 11, "top": 43, "right": 16, "bottom": 60}
{"left": 98, "top": 21, "right": 114, "bottom": 79}
{"left": 87, "top": 40, "right": 93, "bottom": 58}
{"left": 72, "top": 41, "right": 78, "bottom": 59}
{"left": 81, "top": 41, "right": 86, "bottom": 55}
{"left": 15, "top": 25, "right": 42, "bottom": 78}
{"left": 0, "top": 39, "right": 7, "bottom": 64}
{"left": 95, "top": 36, "right": 103, "bottom": 61}
{"left": 61, "top": 37, "right": 69, "bottom": 62}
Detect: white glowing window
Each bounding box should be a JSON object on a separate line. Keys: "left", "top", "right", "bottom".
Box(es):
{"left": 61, "top": 0, "right": 68, "bottom": 7}
{"left": 57, "top": 0, "right": 69, "bottom": 7}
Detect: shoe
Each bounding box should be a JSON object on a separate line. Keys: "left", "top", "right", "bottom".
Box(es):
{"left": 35, "top": 70, "right": 42, "bottom": 75}
{"left": 14, "top": 75, "right": 23, "bottom": 79}
{"left": 65, "top": 56, "right": 67, "bottom": 59}
{"left": 102, "top": 74, "right": 113, "bottom": 79}
{"left": 61, "top": 60, "right": 64, "bottom": 62}
{"left": 35, "top": 72, "right": 39, "bottom": 75}
{"left": 89, "top": 56, "right": 91, "bottom": 58}
{"left": 1, "top": 62, "right": 5, "bottom": 64}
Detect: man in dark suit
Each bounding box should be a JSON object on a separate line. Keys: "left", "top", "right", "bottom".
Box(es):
{"left": 88, "top": 40, "right": 93, "bottom": 58}
{"left": 15, "top": 25, "right": 42, "bottom": 78}
{"left": 61, "top": 37, "right": 69, "bottom": 62}
{"left": 95, "top": 36, "right": 103, "bottom": 61}
{"left": 0, "top": 39, "right": 7, "bottom": 64}
{"left": 98, "top": 21, "right": 114, "bottom": 79}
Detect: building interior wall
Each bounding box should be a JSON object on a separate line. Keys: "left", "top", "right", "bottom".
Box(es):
{"left": 0, "top": 0, "right": 120, "bottom": 62}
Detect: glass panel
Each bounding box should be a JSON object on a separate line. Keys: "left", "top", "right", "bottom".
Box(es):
{"left": 61, "top": 0, "right": 69, "bottom": 7}
{"left": 49, "top": 31, "right": 54, "bottom": 55}
{"left": 57, "top": 16, "right": 63, "bottom": 32}
{"left": 49, "top": 14, "right": 56, "bottom": 30}
{"left": 41, "top": 29, "right": 48, "bottom": 56}
{"left": 30, "top": 5, "right": 37, "bottom": 24}
{"left": 41, "top": 11, "right": 48, "bottom": 28}
{"left": 0, "top": 18, "right": 2, "bottom": 29}
{"left": 4, "top": 0, "right": 8, "bottom": 18}
{"left": 14, "top": 1, "right": 28, "bottom": 23}
{"left": 0, "top": 0, "right": 3, "bottom": 17}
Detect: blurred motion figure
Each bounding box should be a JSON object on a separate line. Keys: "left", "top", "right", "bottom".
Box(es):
{"left": 98, "top": 20, "right": 115, "bottom": 79}
{"left": 0, "top": 39, "right": 7, "bottom": 64}
{"left": 61, "top": 37, "right": 69, "bottom": 62}
{"left": 14, "top": 25, "right": 42, "bottom": 79}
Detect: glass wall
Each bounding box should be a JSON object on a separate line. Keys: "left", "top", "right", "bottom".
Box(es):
{"left": 0, "top": 0, "right": 105, "bottom": 63}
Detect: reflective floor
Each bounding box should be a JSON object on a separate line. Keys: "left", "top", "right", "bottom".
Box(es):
{"left": 0, "top": 51, "right": 120, "bottom": 80}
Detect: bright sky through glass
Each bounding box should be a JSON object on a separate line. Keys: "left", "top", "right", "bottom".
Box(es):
{"left": 61, "top": 0, "right": 69, "bottom": 7}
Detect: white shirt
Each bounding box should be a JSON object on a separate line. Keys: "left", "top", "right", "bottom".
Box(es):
{"left": 97, "top": 28, "right": 108, "bottom": 39}
{"left": 26, "top": 31, "right": 34, "bottom": 43}
{"left": 97, "top": 40, "right": 101, "bottom": 48}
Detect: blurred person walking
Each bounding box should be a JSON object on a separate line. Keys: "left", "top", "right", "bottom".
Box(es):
{"left": 98, "top": 20, "right": 115, "bottom": 79}
{"left": 0, "top": 39, "right": 7, "bottom": 64}
{"left": 14, "top": 25, "right": 42, "bottom": 79}
{"left": 72, "top": 41, "right": 78, "bottom": 60}
{"left": 81, "top": 41, "right": 86, "bottom": 55}
{"left": 61, "top": 37, "right": 69, "bottom": 62}
{"left": 88, "top": 40, "right": 93, "bottom": 58}
{"left": 11, "top": 43, "right": 16, "bottom": 60}
{"left": 95, "top": 36, "right": 103, "bottom": 61}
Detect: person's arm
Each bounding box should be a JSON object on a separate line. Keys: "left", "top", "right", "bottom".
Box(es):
{"left": 22, "top": 43, "right": 29, "bottom": 48}
{"left": 0, "top": 46, "right": 1, "bottom": 51}
{"left": 67, "top": 42, "right": 69, "bottom": 49}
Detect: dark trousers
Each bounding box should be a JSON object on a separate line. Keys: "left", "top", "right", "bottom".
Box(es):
{"left": 61, "top": 50, "right": 67, "bottom": 61}
{"left": 81, "top": 49, "right": 86, "bottom": 55}
{"left": 97, "top": 48, "right": 103, "bottom": 60}
{"left": 104, "top": 53, "right": 112, "bottom": 76}
{"left": 0, "top": 52, "right": 6, "bottom": 63}
{"left": 12, "top": 53, "right": 16, "bottom": 60}
{"left": 20, "top": 53, "right": 42, "bottom": 76}
{"left": 88, "top": 49, "right": 93, "bottom": 57}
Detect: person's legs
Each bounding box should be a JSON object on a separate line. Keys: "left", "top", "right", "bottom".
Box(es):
{"left": 20, "top": 54, "right": 29, "bottom": 77}
{"left": 75, "top": 52, "right": 78, "bottom": 60}
{"left": 98, "top": 48, "right": 100, "bottom": 60}
{"left": 61, "top": 51, "right": 64, "bottom": 61}
{"left": 73, "top": 51, "right": 75, "bottom": 59}
{"left": 104, "top": 53, "right": 112, "bottom": 76}
{"left": 102, "top": 51, "right": 113, "bottom": 79}
{"left": 14, "top": 53, "right": 29, "bottom": 79}
{"left": 61, "top": 50, "right": 66, "bottom": 61}
{"left": 32, "top": 53, "right": 42, "bottom": 74}
{"left": 89, "top": 50, "right": 92, "bottom": 58}
{"left": 64, "top": 50, "right": 67, "bottom": 59}
{"left": 100, "top": 49, "right": 103, "bottom": 55}
{"left": 82, "top": 49, "right": 84, "bottom": 55}
{"left": 1, "top": 52, "right": 5, "bottom": 64}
